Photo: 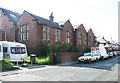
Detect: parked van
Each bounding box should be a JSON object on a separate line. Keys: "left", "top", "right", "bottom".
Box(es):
{"left": 0, "top": 42, "right": 3, "bottom": 60}
{"left": 0, "top": 41, "right": 28, "bottom": 62}
{"left": 91, "top": 44, "right": 108, "bottom": 60}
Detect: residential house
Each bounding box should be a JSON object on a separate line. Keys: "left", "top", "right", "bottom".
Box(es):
{"left": 74, "top": 24, "right": 87, "bottom": 51}
{"left": 87, "top": 28, "right": 96, "bottom": 47}
{"left": 59, "top": 20, "right": 74, "bottom": 46}
{"left": 0, "top": 8, "right": 20, "bottom": 41}
{"left": 17, "top": 11, "right": 62, "bottom": 55}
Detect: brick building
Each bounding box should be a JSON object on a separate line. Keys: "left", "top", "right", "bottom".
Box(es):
{"left": 17, "top": 11, "right": 62, "bottom": 55}
{"left": 59, "top": 20, "right": 75, "bottom": 46}
{"left": 0, "top": 8, "right": 20, "bottom": 41}
{"left": 87, "top": 28, "right": 96, "bottom": 47}
{"left": 74, "top": 24, "right": 87, "bottom": 51}
{"left": 0, "top": 8, "right": 97, "bottom": 56}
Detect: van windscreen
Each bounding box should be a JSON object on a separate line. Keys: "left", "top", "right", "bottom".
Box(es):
{"left": 11, "top": 47, "right": 26, "bottom": 54}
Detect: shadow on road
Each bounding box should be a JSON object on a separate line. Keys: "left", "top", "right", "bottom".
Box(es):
{"left": 60, "top": 56, "right": 120, "bottom": 71}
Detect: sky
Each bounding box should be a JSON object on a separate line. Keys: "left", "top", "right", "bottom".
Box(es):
{"left": 0, "top": 0, "right": 119, "bottom": 43}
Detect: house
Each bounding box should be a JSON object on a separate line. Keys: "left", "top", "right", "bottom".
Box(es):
{"left": 96, "top": 37, "right": 112, "bottom": 51}
{"left": 0, "top": 8, "right": 20, "bottom": 41}
{"left": 17, "top": 11, "right": 62, "bottom": 55}
{"left": 59, "top": 20, "right": 74, "bottom": 46}
{"left": 87, "top": 28, "right": 96, "bottom": 47}
{"left": 74, "top": 24, "right": 87, "bottom": 51}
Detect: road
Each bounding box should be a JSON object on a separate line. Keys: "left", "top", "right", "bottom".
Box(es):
{"left": 1, "top": 56, "right": 120, "bottom": 81}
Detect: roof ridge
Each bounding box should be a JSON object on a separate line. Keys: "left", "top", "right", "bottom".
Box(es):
{"left": 24, "top": 10, "right": 62, "bottom": 29}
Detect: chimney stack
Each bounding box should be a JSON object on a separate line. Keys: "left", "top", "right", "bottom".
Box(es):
{"left": 49, "top": 12, "right": 54, "bottom": 21}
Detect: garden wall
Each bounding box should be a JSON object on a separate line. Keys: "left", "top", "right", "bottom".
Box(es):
{"left": 50, "top": 52, "right": 83, "bottom": 64}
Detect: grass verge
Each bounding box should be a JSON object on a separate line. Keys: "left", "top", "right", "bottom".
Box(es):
{"left": 0, "top": 59, "right": 19, "bottom": 71}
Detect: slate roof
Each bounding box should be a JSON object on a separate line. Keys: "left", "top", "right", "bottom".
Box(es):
{"left": 24, "top": 11, "right": 62, "bottom": 30}
{"left": 0, "top": 8, "right": 20, "bottom": 23}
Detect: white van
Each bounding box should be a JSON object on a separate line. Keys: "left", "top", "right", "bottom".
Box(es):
{"left": 0, "top": 42, "right": 3, "bottom": 60}
{"left": 91, "top": 44, "right": 108, "bottom": 60}
{"left": 0, "top": 41, "right": 28, "bottom": 62}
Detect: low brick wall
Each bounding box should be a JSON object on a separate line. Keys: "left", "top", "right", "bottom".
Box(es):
{"left": 50, "top": 52, "right": 83, "bottom": 64}
{"left": 0, "top": 30, "right": 5, "bottom": 41}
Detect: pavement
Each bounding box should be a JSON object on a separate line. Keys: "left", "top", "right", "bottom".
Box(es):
{"left": 0, "top": 61, "right": 78, "bottom": 77}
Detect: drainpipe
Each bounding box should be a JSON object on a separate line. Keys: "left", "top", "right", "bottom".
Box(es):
{"left": 15, "top": 23, "right": 19, "bottom": 42}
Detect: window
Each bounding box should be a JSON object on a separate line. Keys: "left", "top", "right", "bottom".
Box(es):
{"left": 84, "top": 35, "right": 87, "bottom": 45}
{"left": 66, "top": 31, "right": 70, "bottom": 44}
{"left": 47, "top": 28, "right": 50, "bottom": 41}
{"left": 78, "top": 33, "right": 82, "bottom": 45}
{"left": 88, "top": 36, "right": 91, "bottom": 46}
{"left": 3, "top": 47, "right": 7, "bottom": 52}
{"left": 20, "top": 25, "right": 28, "bottom": 41}
{"left": 11, "top": 47, "right": 26, "bottom": 54}
{"left": 55, "top": 30, "right": 60, "bottom": 42}
{"left": 42, "top": 27, "right": 47, "bottom": 41}
{"left": 42, "top": 26, "right": 51, "bottom": 41}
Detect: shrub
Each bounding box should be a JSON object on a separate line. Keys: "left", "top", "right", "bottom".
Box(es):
{"left": 59, "top": 42, "right": 68, "bottom": 52}
{"left": 67, "top": 46, "right": 81, "bottom": 52}
{"left": 36, "top": 56, "right": 51, "bottom": 65}
{"left": 48, "top": 43, "right": 59, "bottom": 53}
{"left": 84, "top": 46, "right": 91, "bottom": 52}
{"left": 39, "top": 44, "right": 50, "bottom": 57}
{"left": 25, "top": 56, "right": 51, "bottom": 65}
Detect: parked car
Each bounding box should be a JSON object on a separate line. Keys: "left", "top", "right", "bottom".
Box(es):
{"left": 108, "top": 52, "right": 114, "bottom": 58}
{"left": 116, "top": 51, "right": 120, "bottom": 56}
{"left": 112, "top": 51, "right": 118, "bottom": 56}
{"left": 78, "top": 53, "right": 98, "bottom": 63}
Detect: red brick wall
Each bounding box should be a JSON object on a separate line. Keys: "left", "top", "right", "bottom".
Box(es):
{"left": 50, "top": 52, "right": 83, "bottom": 64}
{"left": 75, "top": 24, "right": 87, "bottom": 51}
{"left": 0, "top": 9, "right": 15, "bottom": 41}
{"left": 0, "top": 30, "right": 2, "bottom": 40}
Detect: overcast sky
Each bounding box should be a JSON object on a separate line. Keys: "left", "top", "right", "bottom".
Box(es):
{"left": 0, "top": 0, "right": 119, "bottom": 43}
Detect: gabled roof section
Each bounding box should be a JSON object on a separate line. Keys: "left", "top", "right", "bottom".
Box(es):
{"left": 96, "top": 37, "right": 110, "bottom": 44}
{"left": 58, "top": 20, "right": 74, "bottom": 29}
{"left": 24, "top": 10, "right": 62, "bottom": 30}
{"left": 0, "top": 8, "right": 20, "bottom": 23}
{"left": 88, "top": 28, "right": 96, "bottom": 37}
{"left": 78, "top": 24, "right": 87, "bottom": 33}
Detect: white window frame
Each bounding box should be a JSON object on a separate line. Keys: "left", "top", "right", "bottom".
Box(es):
{"left": 47, "top": 28, "right": 50, "bottom": 41}
{"left": 55, "top": 30, "right": 60, "bottom": 42}
{"left": 20, "top": 25, "right": 28, "bottom": 41}
{"left": 42, "top": 27, "right": 47, "bottom": 41}
{"left": 66, "top": 31, "right": 70, "bottom": 44}
{"left": 78, "top": 33, "right": 82, "bottom": 45}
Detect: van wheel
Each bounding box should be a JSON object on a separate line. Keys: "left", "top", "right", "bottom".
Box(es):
{"left": 78, "top": 60, "right": 81, "bottom": 63}
{"left": 88, "top": 59, "right": 91, "bottom": 63}
{"left": 101, "top": 57, "right": 104, "bottom": 60}
{"left": 96, "top": 58, "right": 98, "bottom": 62}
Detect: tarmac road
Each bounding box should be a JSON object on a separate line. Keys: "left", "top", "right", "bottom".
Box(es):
{"left": 1, "top": 56, "right": 120, "bottom": 81}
